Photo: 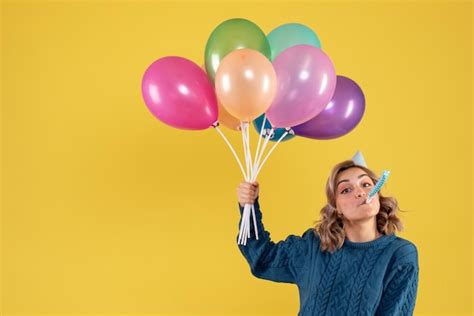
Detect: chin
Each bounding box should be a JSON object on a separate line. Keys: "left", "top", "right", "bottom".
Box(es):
{"left": 347, "top": 215, "right": 374, "bottom": 223}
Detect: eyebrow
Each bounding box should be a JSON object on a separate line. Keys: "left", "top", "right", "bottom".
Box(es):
{"left": 336, "top": 174, "right": 370, "bottom": 189}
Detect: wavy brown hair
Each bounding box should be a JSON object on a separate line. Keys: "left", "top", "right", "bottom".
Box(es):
{"left": 313, "top": 160, "right": 405, "bottom": 253}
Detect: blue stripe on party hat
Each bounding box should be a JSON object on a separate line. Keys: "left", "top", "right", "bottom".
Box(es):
{"left": 351, "top": 150, "right": 367, "bottom": 167}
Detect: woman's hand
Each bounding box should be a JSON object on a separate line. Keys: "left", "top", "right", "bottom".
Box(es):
{"left": 236, "top": 181, "right": 260, "bottom": 207}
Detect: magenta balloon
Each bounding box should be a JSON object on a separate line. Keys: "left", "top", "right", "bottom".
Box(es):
{"left": 266, "top": 45, "right": 336, "bottom": 128}
{"left": 141, "top": 56, "right": 218, "bottom": 130}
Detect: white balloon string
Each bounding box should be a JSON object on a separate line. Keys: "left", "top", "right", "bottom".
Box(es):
{"left": 247, "top": 116, "right": 265, "bottom": 241}
{"left": 239, "top": 125, "right": 271, "bottom": 243}
{"left": 240, "top": 121, "right": 250, "bottom": 181}
{"left": 238, "top": 204, "right": 247, "bottom": 245}
{"left": 244, "top": 123, "right": 252, "bottom": 244}
{"left": 239, "top": 122, "right": 252, "bottom": 245}
{"left": 240, "top": 205, "right": 250, "bottom": 245}
{"left": 245, "top": 122, "right": 254, "bottom": 178}
{"left": 214, "top": 125, "right": 246, "bottom": 179}
{"left": 251, "top": 204, "right": 259, "bottom": 240}
{"left": 255, "top": 130, "right": 289, "bottom": 178}
{"left": 245, "top": 122, "right": 260, "bottom": 241}
{"left": 246, "top": 123, "right": 256, "bottom": 243}
{"left": 253, "top": 116, "right": 267, "bottom": 178}
{"left": 253, "top": 129, "right": 273, "bottom": 180}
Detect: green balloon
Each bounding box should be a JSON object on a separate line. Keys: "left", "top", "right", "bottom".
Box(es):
{"left": 204, "top": 18, "right": 271, "bottom": 83}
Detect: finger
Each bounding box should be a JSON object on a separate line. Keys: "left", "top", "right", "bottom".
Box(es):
{"left": 242, "top": 185, "right": 256, "bottom": 190}
{"left": 239, "top": 184, "right": 250, "bottom": 190}
{"left": 237, "top": 186, "right": 250, "bottom": 193}
{"left": 245, "top": 183, "right": 255, "bottom": 188}
{"left": 238, "top": 187, "right": 255, "bottom": 194}
{"left": 240, "top": 182, "right": 250, "bottom": 188}
{"left": 242, "top": 193, "right": 252, "bottom": 199}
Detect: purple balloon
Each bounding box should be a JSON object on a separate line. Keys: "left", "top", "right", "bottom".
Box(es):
{"left": 292, "top": 76, "right": 365, "bottom": 139}
{"left": 141, "top": 56, "right": 218, "bottom": 130}
{"left": 265, "top": 45, "right": 336, "bottom": 128}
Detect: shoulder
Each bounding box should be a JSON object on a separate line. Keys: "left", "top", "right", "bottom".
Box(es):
{"left": 303, "top": 227, "right": 318, "bottom": 239}
{"left": 287, "top": 228, "right": 319, "bottom": 245}
{"left": 387, "top": 235, "right": 419, "bottom": 267}
{"left": 303, "top": 227, "right": 321, "bottom": 246}
{"left": 284, "top": 228, "right": 319, "bottom": 256}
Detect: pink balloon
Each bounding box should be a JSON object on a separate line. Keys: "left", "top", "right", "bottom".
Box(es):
{"left": 266, "top": 45, "right": 337, "bottom": 128}
{"left": 141, "top": 56, "right": 218, "bottom": 130}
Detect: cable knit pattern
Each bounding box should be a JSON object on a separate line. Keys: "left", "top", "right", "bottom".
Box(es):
{"left": 237, "top": 199, "right": 419, "bottom": 316}
{"left": 313, "top": 250, "right": 342, "bottom": 314}
{"left": 349, "top": 247, "right": 386, "bottom": 315}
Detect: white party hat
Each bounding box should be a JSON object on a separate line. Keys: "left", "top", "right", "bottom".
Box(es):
{"left": 351, "top": 150, "right": 367, "bottom": 167}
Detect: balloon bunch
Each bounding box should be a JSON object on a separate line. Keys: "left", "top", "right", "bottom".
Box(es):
{"left": 141, "top": 18, "right": 366, "bottom": 246}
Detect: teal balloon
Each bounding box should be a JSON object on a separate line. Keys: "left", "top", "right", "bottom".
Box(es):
{"left": 253, "top": 114, "right": 295, "bottom": 142}
{"left": 267, "top": 23, "right": 321, "bottom": 61}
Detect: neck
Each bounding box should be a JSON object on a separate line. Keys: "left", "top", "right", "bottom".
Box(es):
{"left": 343, "top": 217, "right": 382, "bottom": 243}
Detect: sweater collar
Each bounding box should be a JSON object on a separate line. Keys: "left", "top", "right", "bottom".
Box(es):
{"left": 343, "top": 233, "right": 396, "bottom": 249}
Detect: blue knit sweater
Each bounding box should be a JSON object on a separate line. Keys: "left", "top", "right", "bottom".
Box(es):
{"left": 237, "top": 198, "right": 419, "bottom": 316}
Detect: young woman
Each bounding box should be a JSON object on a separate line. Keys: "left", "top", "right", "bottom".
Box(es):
{"left": 236, "top": 159, "right": 419, "bottom": 315}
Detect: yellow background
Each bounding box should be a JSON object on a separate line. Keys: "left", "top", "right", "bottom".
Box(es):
{"left": 1, "top": 1, "right": 472, "bottom": 315}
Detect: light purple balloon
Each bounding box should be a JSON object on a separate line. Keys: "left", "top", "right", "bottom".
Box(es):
{"left": 292, "top": 75, "right": 365, "bottom": 139}
{"left": 265, "top": 45, "right": 336, "bottom": 128}
{"left": 141, "top": 56, "right": 218, "bottom": 130}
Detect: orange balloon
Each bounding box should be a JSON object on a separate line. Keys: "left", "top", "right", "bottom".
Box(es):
{"left": 218, "top": 101, "right": 241, "bottom": 131}
{"left": 215, "top": 48, "right": 277, "bottom": 122}
{"left": 202, "top": 63, "right": 241, "bottom": 131}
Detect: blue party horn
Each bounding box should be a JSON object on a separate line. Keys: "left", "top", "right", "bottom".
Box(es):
{"left": 366, "top": 170, "right": 390, "bottom": 203}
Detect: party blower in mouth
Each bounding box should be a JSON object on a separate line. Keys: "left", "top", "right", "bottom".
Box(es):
{"left": 366, "top": 170, "right": 391, "bottom": 204}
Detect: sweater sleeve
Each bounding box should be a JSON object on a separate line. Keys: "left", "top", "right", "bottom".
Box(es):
{"left": 236, "top": 197, "right": 313, "bottom": 284}
{"left": 375, "top": 261, "right": 419, "bottom": 315}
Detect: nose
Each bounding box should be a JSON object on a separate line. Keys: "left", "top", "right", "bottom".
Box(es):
{"left": 355, "top": 187, "right": 367, "bottom": 198}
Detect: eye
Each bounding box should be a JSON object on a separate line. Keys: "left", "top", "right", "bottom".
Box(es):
{"left": 341, "top": 182, "right": 372, "bottom": 194}
{"left": 341, "top": 188, "right": 350, "bottom": 194}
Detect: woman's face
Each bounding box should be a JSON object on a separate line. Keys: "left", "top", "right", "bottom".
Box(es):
{"left": 335, "top": 167, "right": 380, "bottom": 222}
